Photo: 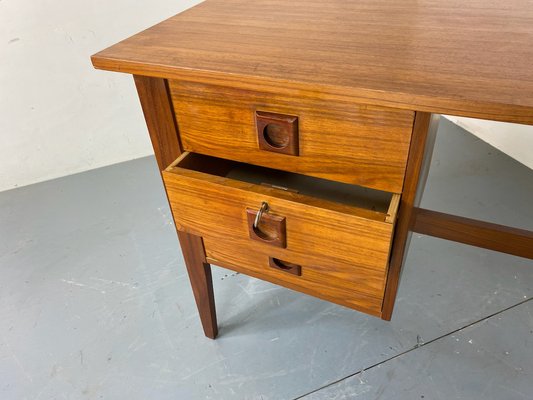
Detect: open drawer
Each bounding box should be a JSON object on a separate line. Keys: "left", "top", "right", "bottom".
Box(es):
{"left": 162, "top": 152, "right": 401, "bottom": 317}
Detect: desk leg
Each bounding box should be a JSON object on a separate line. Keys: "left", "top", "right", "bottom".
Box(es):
{"left": 177, "top": 232, "right": 218, "bottom": 339}
{"left": 382, "top": 112, "right": 440, "bottom": 320}
{"left": 134, "top": 75, "right": 218, "bottom": 339}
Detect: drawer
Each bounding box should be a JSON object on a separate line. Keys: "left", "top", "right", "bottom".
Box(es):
{"left": 162, "top": 152, "right": 401, "bottom": 317}
{"left": 168, "top": 80, "right": 414, "bottom": 193}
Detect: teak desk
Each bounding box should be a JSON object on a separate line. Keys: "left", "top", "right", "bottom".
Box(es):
{"left": 92, "top": 0, "right": 533, "bottom": 339}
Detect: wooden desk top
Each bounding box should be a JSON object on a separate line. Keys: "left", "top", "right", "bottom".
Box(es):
{"left": 92, "top": 0, "right": 533, "bottom": 124}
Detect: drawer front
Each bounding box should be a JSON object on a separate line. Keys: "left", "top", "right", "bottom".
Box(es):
{"left": 163, "top": 153, "right": 399, "bottom": 316}
{"left": 169, "top": 80, "right": 414, "bottom": 193}
{"left": 203, "top": 236, "right": 384, "bottom": 316}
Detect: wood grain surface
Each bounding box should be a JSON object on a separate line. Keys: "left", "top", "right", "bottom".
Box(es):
{"left": 163, "top": 158, "right": 396, "bottom": 273}
{"left": 134, "top": 75, "right": 219, "bottom": 337}
{"left": 381, "top": 112, "right": 440, "bottom": 320}
{"left": 134, "top": 76, "right": 182, "bottom": 170}
{"left": 93, "top": 0, "right": 533, "bottom": 124}
{"left": 169, "top": 80, "right": 414, "bottom": 193}
{"left": 204, "top": 237, "right": 384, "bottom": 316}
{"left": 167, "top": 153, "right": 394, "bottom": 223}
{"left": 177, "top": 231, "right": 218, "bottom": 339}
{"left": 412, "top": 208, "right": 533, "bottom": 260}
{"left": 162, "top": 152, "right": 400, "bottom": 304}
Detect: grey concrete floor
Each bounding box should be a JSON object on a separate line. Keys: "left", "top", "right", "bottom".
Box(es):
{"left": 0, "top": 118, "right": 532, "bottom": 399}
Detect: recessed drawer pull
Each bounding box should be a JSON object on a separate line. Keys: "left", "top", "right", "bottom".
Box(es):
{"left": 256, "top": 111, "right": 299, "bottom": 156}
{"left": 269, "top": 257, "right": 302, "bottom": 276}
{"left": 246, "top": 205, "right": 287, "bottom": 248}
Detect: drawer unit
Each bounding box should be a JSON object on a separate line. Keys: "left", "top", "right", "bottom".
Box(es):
{"left": 162, "top": 152, "right": 401, "bottom": 316}
{"left": 169, "top": 80, "right": 415, "bottom": 193}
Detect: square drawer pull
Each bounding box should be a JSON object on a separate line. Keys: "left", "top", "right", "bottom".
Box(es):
{"left": 255, "top": 111, "right": 299, "bottom": 156}
{"left": 246, "top": 206, "right": 287, "bottom": 248}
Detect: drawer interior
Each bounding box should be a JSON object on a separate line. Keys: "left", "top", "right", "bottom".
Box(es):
{"left": 169, "top": 152, "right": 400, "bottom": 223}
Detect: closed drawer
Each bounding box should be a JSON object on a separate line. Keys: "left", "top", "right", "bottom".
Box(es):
{"left": 163, "top": 152, "right": 400, "bottom": 317}
{"left": 169, "top": 80, "right": 414, "bottom": 193}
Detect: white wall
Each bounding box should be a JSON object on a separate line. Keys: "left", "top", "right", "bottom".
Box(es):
{"left": 0, "top": 0, "right": 201, "bottom": 192}
{"left": 445, "top": 116, "right": 533, "bottom": 170}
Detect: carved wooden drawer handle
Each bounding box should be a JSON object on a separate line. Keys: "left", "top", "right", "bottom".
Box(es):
{"left": 246, "top": 203, "right": 287, "bottom": 248}
{"left": 255, "top": 111, "right": 299, "bottom": 156}
{"left": 269, "top": 257, "right": 302, "bottom": 276}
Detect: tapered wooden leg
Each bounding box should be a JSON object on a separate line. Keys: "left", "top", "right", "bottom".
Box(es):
{"left": 381, "top": 112, "right": 440, "bottom": 320}
{"left": 133, "top": 74, "right": 218, "bottom": 338}
{"left": 177, "top": 231, "right": 218, "bottom": 339}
